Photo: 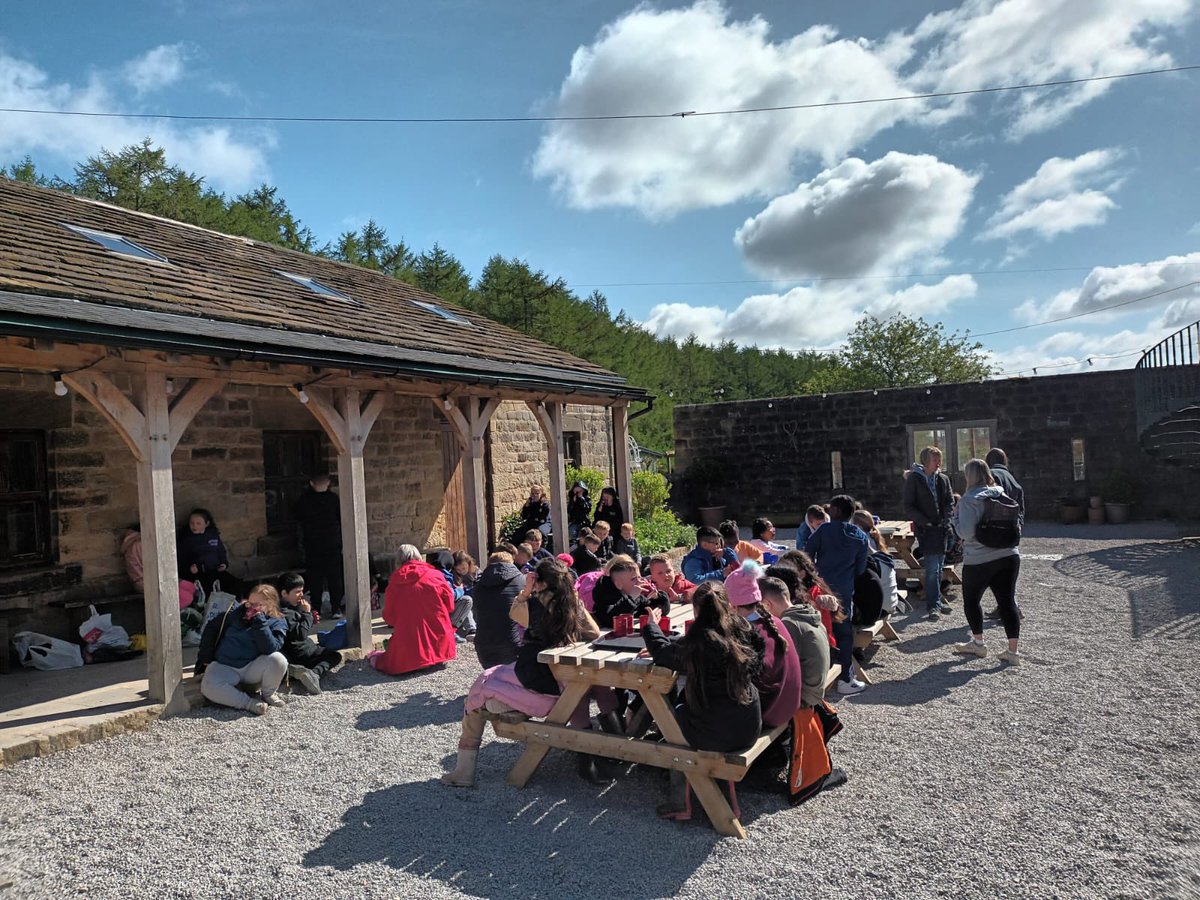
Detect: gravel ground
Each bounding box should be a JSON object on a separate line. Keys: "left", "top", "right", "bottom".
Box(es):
{"left": 2, "top": 524, "right": 1198, "bottom": 900}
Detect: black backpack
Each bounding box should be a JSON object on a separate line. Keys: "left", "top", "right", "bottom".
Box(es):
{"left": 976, "top": 494, "right": 1022, "bottom": 548}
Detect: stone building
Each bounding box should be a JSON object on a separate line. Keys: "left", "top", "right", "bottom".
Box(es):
{"left": 0, "top": 179, "right": 646, "bottom": 708}
{"left": 673, "top": 369, "right": 1200, "bottom": 524}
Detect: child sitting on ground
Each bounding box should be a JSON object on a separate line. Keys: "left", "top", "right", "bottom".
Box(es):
{"left": 641, "top": 582, "right": 764, "bottom": 819}
{"left": 196, "top": 583, "right": 288, "bottom": 715}
{"left": 277, "top": 572, "right": 343, "bottom": 695}
{"left": 612, "top": 522, "right": 641, "bottom": 568}
{"left": 524, "top": 530, "right": 553, "bottom": 562}
{"left": 451, "top": 550, "right": 479, "bottom": 639}
{"left": 591, "top": 520, "right": 614, "bottom": 562}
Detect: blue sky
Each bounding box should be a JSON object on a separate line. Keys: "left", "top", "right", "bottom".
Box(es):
{"left": 2, "top": 0, "right": 1199, "bottom": 376}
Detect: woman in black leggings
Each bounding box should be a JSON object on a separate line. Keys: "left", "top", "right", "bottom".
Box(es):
{"left": 952, "top": 459, "right": 1022, "bottom": 665}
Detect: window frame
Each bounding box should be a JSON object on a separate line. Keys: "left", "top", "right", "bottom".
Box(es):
{"left": 63, "top": 223, "right": 169, "bottom": 264}
{"left": 1071, "top": 438, "right": 1086, "bottom": 481}
{"left": 906, "top": 419, "right": 998, "bottom": 474}
{"left": 276, "top": 270, "right": 358, "bottom": 304}
{"left": 410, "top": 299, "right": 474, "bottom": 326}
{"left": 0, "top": 430, "right": 52, "bottom": 569}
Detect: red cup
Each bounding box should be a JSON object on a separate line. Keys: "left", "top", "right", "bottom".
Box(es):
{"left": 684, "top": 619, "right": 694, "bottom": 634}
{"left": 639, "top": 614, "right": 650, "bottom": 631}
{"left": 621, "top": 614, "right": 635, "bottom": 636}
{"left": 613, "top": 616, "right": 625, "bottom": 636}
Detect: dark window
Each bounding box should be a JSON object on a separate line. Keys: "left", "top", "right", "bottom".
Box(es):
{"left": 263, "top": 431, "right": 324, "bottom": 535}
{"left": 0, "top": 431, "right": 51, "bottom": 568}
{"left": 563, "top": 431, "right": 582, "bottom": 469}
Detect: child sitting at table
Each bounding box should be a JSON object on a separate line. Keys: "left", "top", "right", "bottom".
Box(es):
{"left": 771, "top": 556, "right": 843, "bottom": 657}
{"left": 719, "top": 520, "right": 764, "bottom": 564}
{"left": 647, "top": 554, "right": 696, "bottom": 603}
{"left": 442, "top": 558, "right": 620, "bottom": 788}
{"left": 641, "top": 581, "right": 764, "bottom": 819}
{"left": 590, "top": 554, "right": 670, "bottom": 628}
{"left": 758, "top": 575, "right": 830, "bottom": 708}
{"left": 724, "top": 561, "right": 802, "bottom": 729}
{"left": 749, "top": 518, "right": 787, "bottom": 563}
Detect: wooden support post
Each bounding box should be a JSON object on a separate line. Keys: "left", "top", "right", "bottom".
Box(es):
{"left": 64, "top": 369, "right": 197, "bottom": 712}
{"left": 436, "top": 396, "right": 499, "bottom": 562}
{"left": 292, "top": 386, "right": 387, "bottom": 651}
{"left": 612, "top": 403, "right": 633, "bottom": 516}
{"left": 528, "top": 401, "right": 568, "bottom": 554}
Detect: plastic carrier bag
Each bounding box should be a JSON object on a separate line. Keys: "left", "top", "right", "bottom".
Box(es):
{"left": 13, "top": 631, "right": 85, "bottom": 670}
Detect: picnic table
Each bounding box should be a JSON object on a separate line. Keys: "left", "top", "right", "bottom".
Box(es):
{"left": 877, "top": 520, "right": 961, "bottom": 590}
{"left": 484, "top": 601, "right": 843, "bottom": 839}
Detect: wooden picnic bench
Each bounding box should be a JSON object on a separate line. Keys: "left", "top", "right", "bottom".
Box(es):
{"left": 852, "top": 617, "right": 901, "bottom": 685}
{"left": 482, "top": 603, "right": 844, "bottom": 839}
{"left": 877, "top": 520, "right": 961, "bottom": 589}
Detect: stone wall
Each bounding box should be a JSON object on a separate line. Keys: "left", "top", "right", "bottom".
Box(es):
{"left": 673, "top": 370, "right": 1200, "bottom": 524}
{"left": 488, "top": 402, "right": 614, "bottom": 533}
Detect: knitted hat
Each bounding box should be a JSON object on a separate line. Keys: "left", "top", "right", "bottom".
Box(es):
{"left": 556, "top": 553, "right": 575, "bottom": 566}
{"left": 725, "top": 560, "right": 764, "bottom": 607}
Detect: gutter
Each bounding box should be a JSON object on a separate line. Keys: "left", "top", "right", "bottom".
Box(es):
{"left": 627, "top": 395, "right": 656, "bottom": 421}
{"left": 0, "top": 310, "right": 650, "bottom": 402}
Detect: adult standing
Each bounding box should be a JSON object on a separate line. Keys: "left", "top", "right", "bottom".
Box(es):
{"left": 952, "top": 460, "right": 1022, "bottom": 665}
{"left": 986, "top": 448, "right": 1024, "bottom": 620}
{"left": 902, "top": 446, "right": 955, "bottom": 618}
{"left": 293, "top": 474, "right": 344, "bottom": 618}
{"left": 805, "top": 495, "right": 869, "bottom": 695}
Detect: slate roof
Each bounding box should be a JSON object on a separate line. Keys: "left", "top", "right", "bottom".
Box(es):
{"left": 0, "top": 179, "right": 643, "bottom": 398}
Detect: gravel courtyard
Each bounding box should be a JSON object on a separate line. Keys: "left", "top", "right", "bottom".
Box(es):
{"left": 3, "top": 525, "right": 1198, "bottom": 899}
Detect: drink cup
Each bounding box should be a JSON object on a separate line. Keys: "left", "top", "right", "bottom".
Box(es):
{"left": 684, "top": 619, "right": 694, "bottom": 634}
{"left": 639, "top": 614, "right": 650, "bottom": 631}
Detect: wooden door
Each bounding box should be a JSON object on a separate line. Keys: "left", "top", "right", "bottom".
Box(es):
{"left": 441, "top": 428, "right": 468, "bottom": 551}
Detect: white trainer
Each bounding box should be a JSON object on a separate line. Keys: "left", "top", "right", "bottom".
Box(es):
{"left": 954, "top": 639, "right": 988, "bottom": 658}
{"left": 836, "top": 678, "right": 866, "bottom": 695}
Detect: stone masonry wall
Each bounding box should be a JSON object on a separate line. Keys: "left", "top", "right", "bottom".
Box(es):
{"left": 673, "top": 370, "right": 1200, "bottom": 525}
{"left": 489, "top": 402, "right": 614, "bottom": 533}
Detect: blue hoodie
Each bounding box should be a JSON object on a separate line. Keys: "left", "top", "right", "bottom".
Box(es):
{"left": 681, "top": 545, "right": 739, "bottom": 584}
{"left": 804, "top": 521, "right": 869, "bottom": 606}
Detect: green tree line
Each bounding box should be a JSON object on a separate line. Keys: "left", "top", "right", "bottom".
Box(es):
{"left": 4, "top": 141, "right": 992, "bottom": 451}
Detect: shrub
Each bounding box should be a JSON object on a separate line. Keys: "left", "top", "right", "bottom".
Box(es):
{"left": 632, "top": 470, "right": 670, "bottom": 520}
{"left": 496, "top": 510, "right": 524, "bottom": 546}
{"left": 634, "top": 507, "right": 696, "bottom": 556}
{"left": 565, "top": 464, "right": 606, "bottom": 501}
{"left": 683, "top": 456, "right": 726, "bottom": 506}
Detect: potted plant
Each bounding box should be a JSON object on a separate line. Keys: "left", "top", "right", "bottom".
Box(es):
{"left": 1056, "top": 496, "right": 1085, "bottom": 525}
{"left": 684, "top": 456, "right": 727, "bottom": 527}
{"left": 1102, "top": 470, "right": 1137, "bottom": 524}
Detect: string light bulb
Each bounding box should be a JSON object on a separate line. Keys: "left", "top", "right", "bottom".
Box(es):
{"left": 296, "top": 384, "right": 309, "bottom": 404}
{"left": 165, "top": 378, "right": 175, "bottom": 393}
{"left": 52, "top": 372, "right": 68, "bottom": 397}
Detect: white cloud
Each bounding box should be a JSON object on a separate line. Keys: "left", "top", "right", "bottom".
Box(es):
{"left": 735, "top": 152, "right": 978, "bottom": 278}
{"left": 531, "top": 1, "right": 915, "bottom": 218}
{"left": 1015, "top": 252, "right": 1200, "bottom": 323}
{"left": 901, "top": 0, "right": 1193, "bottom": 137}
{"left": 642, "top": 274, "right": 978, "bottom": 350}
{"left": 0, "top": 49, "right": 269, "bottom": 194}
{"left": 122, "top": 44, "right": 190, "bottom": 95}
{"left": 983, "top": 149, "right": 1124, "bottom": 242}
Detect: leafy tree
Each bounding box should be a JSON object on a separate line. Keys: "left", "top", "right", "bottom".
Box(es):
{"left": 806, "top": 313, "right": 994, "bottom": 392}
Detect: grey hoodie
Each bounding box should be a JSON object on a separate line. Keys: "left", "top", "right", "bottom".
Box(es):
{"left": 954, "top": 485, "right": 1021, "bottom": 566}
{"left": 780, "top": 603, "right": 831, "bottom": 708}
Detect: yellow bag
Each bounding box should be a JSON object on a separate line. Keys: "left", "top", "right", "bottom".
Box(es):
{"left": 129, "top": 633, "right": 147, "bottom": 652}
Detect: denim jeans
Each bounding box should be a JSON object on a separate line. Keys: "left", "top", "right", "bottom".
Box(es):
{"left": 923, "top": 553, "right": 946, "bottom": 608}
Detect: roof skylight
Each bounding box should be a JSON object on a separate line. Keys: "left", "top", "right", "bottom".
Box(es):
{"left": 277, "top": 271, "right": 357, "bottom": 303}
{"left": 411, "top": 299, "right": 473, "bottom": 326}
{"left": 63, "top": 224, "right": 168, "bottom": 264}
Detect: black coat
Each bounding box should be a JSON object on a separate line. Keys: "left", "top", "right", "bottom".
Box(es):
{"left": 472, "top": 560, "right": 523, "bottom": 668}
{"left": 570, "top": 546, "right": 603, "bottom": 576}
{"left": 520, "top": 499, "right": 550, "bottom": 533}
{"left": 567, "top": 490, "right": 592, "bottom": 527}
{"left": 294, "top": 488, "right": 342, "bottom": 553}
{"left": 590, "top": 576, "right": 669, "bottom": 628}
{"left": 902, "top": 468, "right": 954, "bottom": 554}
{"left": 990, "top": 464, "right": 1025, "bottom": 526}
{"left": 279, "top": 603, "right": 327, "bottom": 665}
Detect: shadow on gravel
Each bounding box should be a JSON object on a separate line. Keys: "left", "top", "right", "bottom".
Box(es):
{"left": 852, "top": 659, "right": 998, "bottom": 707}
{"left": 304, "top": 772, "right": 718, "bottom": 899}
{"left": 1055, "top": 539, "right": 1200, "bottom": 640}
{"left": 356, "top": 691, "right": 463, "bottom": 731}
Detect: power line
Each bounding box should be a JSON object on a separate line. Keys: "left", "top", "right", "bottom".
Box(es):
{"left": 968, "top": 281, "right": 1200, "bottom": 338}
{"left": 575, "top": 262, "right": 1200, "bottom": 289}
{"left": 0, "top": 63, "right": 1194, "bottom": 125}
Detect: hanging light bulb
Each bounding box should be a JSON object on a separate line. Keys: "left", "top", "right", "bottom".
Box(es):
{"left": 767, "top": 402, "right": 773, "bottom": 408}
{"left": 296, "top": 384, "right": 309, "bottom": 404}
{"left": 442, "top": 397, "right": 452, "bottom": 410}
{"left": 52, "top": 372, "right": 68, "bottom": 397}
{"left": 165, "top": 378, "right": 175, "bottom": 393}
{"left": 873, "top": 389, "right": 879, "bottom": 397}
{"left": 925, "top": 388, "right": 932, "bottom": 395}
{"left": 821, "top": 393, "right": 827, "bottom": 399}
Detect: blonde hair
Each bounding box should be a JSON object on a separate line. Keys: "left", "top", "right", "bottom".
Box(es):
{"left": 851, "top": 510, "right": 888, "bottom": 553}
{"left": 487, "top": 551, "right": 513, "bottom": 565}
{"left": 530, "top": 484, "right": 546, "bottom": 500}
{"left": 964, "top": 458, "right": 996, "bottom": 490}
{"left": 647, "top": 553, "right": 674, "bottom": 572}
{"left": 919, "top": 446, "right": 943, "bottom": 465}
{"left": 248, "top": 584, "right": 284, "bottom": 619}
{"left": 620, "top": 522, "right": 634, "bottom": 534}
{"left": 592, "top": 520, "right": 611, "bottom": 536}
{"left": 604, "top": 554, "right": 639, "bottom": 576}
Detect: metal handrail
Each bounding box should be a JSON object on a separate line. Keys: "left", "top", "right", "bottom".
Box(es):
{"left": 1134, "top": 321, "right": 1200, "bottom": 460}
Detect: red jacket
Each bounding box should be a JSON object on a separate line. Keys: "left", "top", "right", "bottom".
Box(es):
{"left": 670, "top": 574, "right": 697, "bottom": 601}
{"left": 375, "top": 561, "right": 456, "bottom": 675}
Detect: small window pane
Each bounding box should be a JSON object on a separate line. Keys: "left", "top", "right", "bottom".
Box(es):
{"left": 831, "top": 451, "right": 844, "bottom": 490}
{"left": 277, "top": 271, "right": 356, "bottom": 303}
{"left": 64, "top": 224, "right": 168, "bottom": 263}
{"left": 955, "top": 426, "right": 992, "bottom": 471}
{"left": 411, "top": 299, "right": 473, "bottom": 326}
{"left": 1072, "top": 439, "right": 1086, "bottom": 481}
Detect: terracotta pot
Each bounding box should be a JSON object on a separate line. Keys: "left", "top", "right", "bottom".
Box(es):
{"left": 1087, "top": 507, "right": 1106, "bottom": 525}
{"left": 1089, "top": 496, "right": 1104, "bottom": 509}
{"left": 1058, "top": 503, "right": 1085, "bottom": 525}
{"left": 1104, "top": 502, "right": 1132, "bottom": 525}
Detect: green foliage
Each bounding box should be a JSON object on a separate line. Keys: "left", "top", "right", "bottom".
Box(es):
{"left": 497, "top": 511, "right": 525, "bottom": 546}
{"left": 683, "top": 456, "right": 727, "bottom": 506}
{"left": 565, "top": 464, "right": 606, "bottom": 500}
{"left": 631, "top": 470, "right": 670, "bottom": 520}
{"left": 805, "top": 313, "right": 994, "bottom": 392}
{"left": 634, "top": 507, "right": 695, "bottom": 556}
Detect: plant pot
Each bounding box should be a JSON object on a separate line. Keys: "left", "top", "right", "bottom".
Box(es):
{"left": 1058, "top": 503, "right": 1085, "bottom": 525}
{"left": 1087, "top": 507, "right": 1106, "bottom": 525}
{"left": 1104, "top": 502, "right": 1132, "bottom": 525}
{"left": 698, "top": 506, "right": 727, "bottom": 528}
{"left": 1089, "top": 496, "right": 1103, "bottom": 509}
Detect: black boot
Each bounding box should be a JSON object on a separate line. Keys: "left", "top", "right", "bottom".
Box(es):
{"left": 577, "top": 752, "right": 615, "bottom": 785}
{"left": 657, "top": 770, "right": 692, "bottom": 820}
{"left": 597, "top": 711, "right": 624, "bottom": 736}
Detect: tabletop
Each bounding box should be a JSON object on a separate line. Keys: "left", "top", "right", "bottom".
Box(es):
{"left": 537, "top": 602, "right": 695, "bottom": 674}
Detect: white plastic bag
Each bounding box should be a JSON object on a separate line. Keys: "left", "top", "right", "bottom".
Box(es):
{"left": 203, "top": 580, "right": 237, "bottom": 624}
{"left": 13, "top": 631, "right": 84, "bottom": 670}
{"left": 78, "top": 605, "right": 132, "bottom": 651}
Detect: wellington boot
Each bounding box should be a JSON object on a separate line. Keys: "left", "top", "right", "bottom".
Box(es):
{"left": 577, "top": 752, "right": 615, "bottom": 785}
{"left": 441, "top": 748, "right": 478, "bottom": 787}
{"left": 657, "top": 769, "right": 692, "bottom": 821}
